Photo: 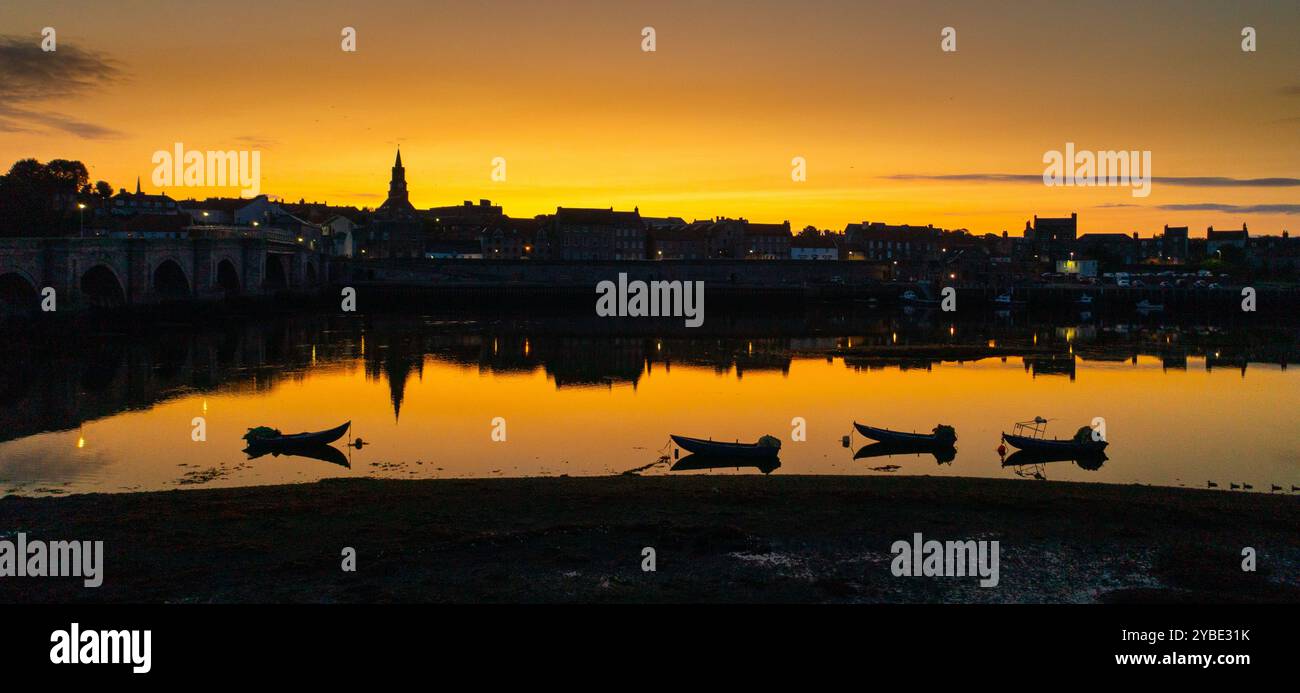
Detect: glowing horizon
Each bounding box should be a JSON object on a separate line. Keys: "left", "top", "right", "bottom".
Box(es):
{"left": 2, "top": 0, "right": 1298, "bottom": 237}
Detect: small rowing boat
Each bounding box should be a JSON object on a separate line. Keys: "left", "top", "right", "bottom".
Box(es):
{"left": 1000, "top": 432, "right": 1107, "bottom": 454}
{"left": 853, "top": 422, "right": 956, "bottom": 445}
{"left": 243, "top": 421, "right": 351, "bottom": 447}
{"left": 670, "top": 434, "right": 781, "bottom": 459}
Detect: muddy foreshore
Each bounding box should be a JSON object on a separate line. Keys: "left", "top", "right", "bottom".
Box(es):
{"left": 1, "top": 475, "right": 1297, "bottom": 603}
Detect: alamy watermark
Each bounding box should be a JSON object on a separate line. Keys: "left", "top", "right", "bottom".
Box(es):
{"left": 596, "top": 272, "right": 704, "bottom": 327}
{"left": 0, "top": 533, "right": 103, "bottom": 587}
{"left": 1043, "top": 142, "right": 1151, "bottom": 198}
{"left": 152, "top": 142, "right": 261, "bottom": 198}
{"left": 891, "top": 532, "right": 999, "bottom": 587}
{"left": 50, "top": 623, "right": 151, "bottom": 674}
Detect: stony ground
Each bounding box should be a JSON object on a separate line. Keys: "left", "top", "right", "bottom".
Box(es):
{"left": 2, "top": 475, "right": 1297, "bottom": 603}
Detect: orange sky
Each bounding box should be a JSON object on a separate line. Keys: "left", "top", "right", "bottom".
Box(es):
{"left": 2, "top": 0, "right": 1298, "bottom": 235}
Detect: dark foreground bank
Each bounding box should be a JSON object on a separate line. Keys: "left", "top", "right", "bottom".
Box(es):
{"left": 2, "top": 475, "right": 1297, "bottom": 603}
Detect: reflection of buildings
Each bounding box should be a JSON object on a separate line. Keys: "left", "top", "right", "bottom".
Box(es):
{"left": 648, "top": 338, "right": 793, "bottom": 378}
{"left": 5, "top": 313, "right": 1300, "bottom": 445}
{"left": 1023, "top": 354, "right": 1076, "bottom": 380}
{"left": 364, "top": 334, "right": 424, "bottom": 421}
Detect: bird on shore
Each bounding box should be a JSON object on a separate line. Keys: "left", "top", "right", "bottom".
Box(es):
{"left": 1243, "top": 483, "right": 1254, "bottom": 490}
{"left": 1207, "top": 481, "right": 1218, "bottom": 488}
{"left": 1293, "top": 485, "right": 1300, "bottom": 493}
{"left": 1230, "top": 483, "right": 1241, "bottom": 490}
{"left": 1272, "top": 485, "right": 1283, "bottom": 492}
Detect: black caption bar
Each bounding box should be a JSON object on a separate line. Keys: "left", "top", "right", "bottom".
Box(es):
{"left": 0, "top": 603, "right": 1288, "bottom": 680}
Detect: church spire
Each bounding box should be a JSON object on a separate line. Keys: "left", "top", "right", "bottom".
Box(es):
{"left": 135, "top": 176, "right": 141, "bottom": 194}
{"left": 377, "top": 148, "right": 415, "bottom": 219}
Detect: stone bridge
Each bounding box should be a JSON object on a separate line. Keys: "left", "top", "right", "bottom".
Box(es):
{"left": 0, "top": 237, "right": 327, "bottom": 318}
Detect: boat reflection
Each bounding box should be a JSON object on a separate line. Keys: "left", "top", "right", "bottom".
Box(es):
{"left": 854, "top": 442, "right": 956, "bottom": 465}
{"left": 243, "top": 442, "right": 351, "bottom": 468}
{"left": 671, "top": 453, "right": 781, "bottom": 475}
{"left": 1002, "top": 449, "right": 1108, "bottom": 473}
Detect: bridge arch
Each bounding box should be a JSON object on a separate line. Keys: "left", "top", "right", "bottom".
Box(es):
{"left": 80, "top": 264, "right": 127, "bottom": 308}
{"left": 215, "top": 257, "right": 241, "bottom": 297}
{"left": 264, "top": 254, "right": 288, "bottom": 290}
{"left": 0, "top": 270, "right": 40, "bottom": 320}
{"left": 152, "top": 258, "right": 192, "bottom": 299}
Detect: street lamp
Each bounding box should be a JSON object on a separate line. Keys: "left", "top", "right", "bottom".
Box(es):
{"left": 77, "top": 202, "right": 86, "bottom": 237}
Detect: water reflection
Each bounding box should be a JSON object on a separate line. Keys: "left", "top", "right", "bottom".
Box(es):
{"left": 243, "top": 442, "right": 351, "bottom": 468}
{"left": 1002, "top": 450, "right": 1110, "bottom": 480}
{"left": 1, "top": 308, "right": 1298, "bottom": 494}
{"left": 671, "top": 453, "right": 781, "bottom": 475}
{"left": 854, "top": 442, "right": 957, "bottom": 465}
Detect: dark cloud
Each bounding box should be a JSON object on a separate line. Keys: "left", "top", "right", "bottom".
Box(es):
{"left": 1281, "top": 85, "right": 1300, "bottom": 97}
{"left": 886, "top": 173, "right": 1300, "bottom": 188}
{"left": 1156, "top": 203, "right": 1300, "bottom": 215}
{"left": 0, "top": 34, "right": 125, "bottom": 139}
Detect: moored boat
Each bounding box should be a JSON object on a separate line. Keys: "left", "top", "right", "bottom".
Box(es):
{"left": 853, "top": 422, "right": 956, "bottom": 445}
{"left": 243, "top": 421, "right": 351, "bottom": 447}
{"left": 1001, "top": 417, "right": 1107, "bottom": 456}
{"left": 1000, "top": 433, "right": 1107, "bottom": 454}
{"left": 670, "top": 434, "right": 781, "bottom": 459}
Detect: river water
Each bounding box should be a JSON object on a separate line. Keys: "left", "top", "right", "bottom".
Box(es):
{"left": 1, "top": 309, "right": 1297, "bottom": 495}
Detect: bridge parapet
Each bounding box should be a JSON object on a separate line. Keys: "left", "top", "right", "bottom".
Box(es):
{"left": 0, "top": 236, "right": 328, "bottom": 315}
